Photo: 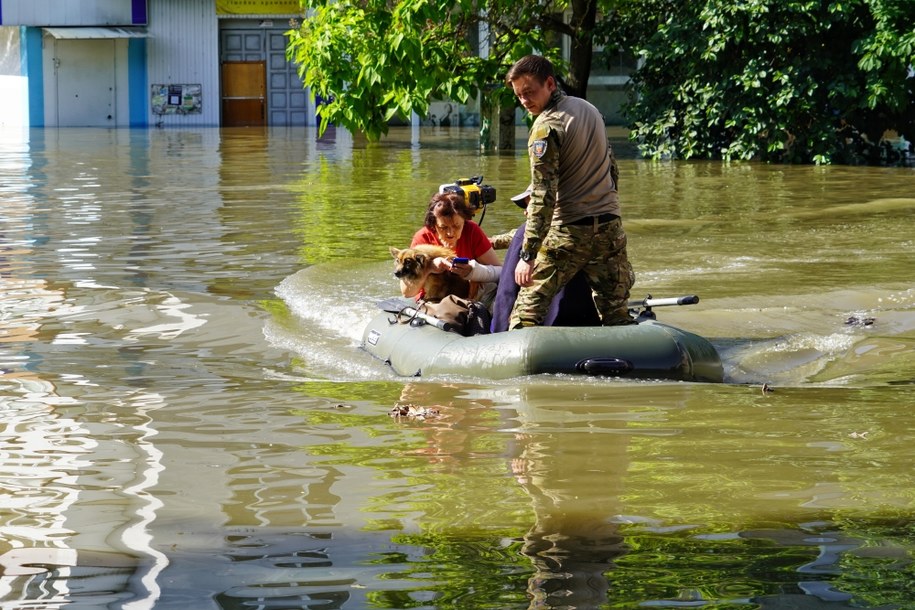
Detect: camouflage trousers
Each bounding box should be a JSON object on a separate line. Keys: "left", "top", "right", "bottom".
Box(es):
{"left": 509, "top": 217, "right": 635, "bottom": 329}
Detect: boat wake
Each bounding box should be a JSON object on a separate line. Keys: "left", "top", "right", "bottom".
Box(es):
{"left": 669, "top": 286, "right": 915, "bottom": 387}
{"left": 268, "top": 261, "right": 915, "bottom": 387}
{"left": 267, "top": 260, "right": 401, "bottom": 381}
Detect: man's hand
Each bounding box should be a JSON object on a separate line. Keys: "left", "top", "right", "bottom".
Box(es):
{"left": 514, "top": 259, "right": 534, "bottom": 287}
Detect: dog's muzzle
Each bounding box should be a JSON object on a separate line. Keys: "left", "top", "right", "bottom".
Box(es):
{"left": 393, "top": 261, "right": 417, "bottom": 279}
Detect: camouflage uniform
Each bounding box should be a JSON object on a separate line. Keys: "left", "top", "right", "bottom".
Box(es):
{"left": 511, "top": 219, "right": 633, "bottom": 327}
{"left": 509, "top": 89, "right": 635, "bottom": 329}
{"left": 489, "top": 227, "right": 519, "bottom": 250}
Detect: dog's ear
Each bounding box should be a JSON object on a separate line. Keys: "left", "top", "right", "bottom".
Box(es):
{"left": 389, "top": 246, "right": 402, "bottom": 260}
{"left": 414, "top": 253, "right": 427, "bottom": 267}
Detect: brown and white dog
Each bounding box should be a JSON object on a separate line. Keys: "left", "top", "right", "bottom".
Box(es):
{"left": 389, "top": 244, "right": 473, "bottom": 302}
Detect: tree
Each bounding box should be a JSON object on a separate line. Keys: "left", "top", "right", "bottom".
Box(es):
{"left": 285, "top": 0, "right": 609, "bottom": 147}
{"left": 605, "top": 0, "right": 915, "bottom": 164}
{"left": 854, "top": 0, "right": 915, "bottom": 114}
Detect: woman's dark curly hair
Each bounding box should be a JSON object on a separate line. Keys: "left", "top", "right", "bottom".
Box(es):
{"left": 423, "top": 192, "right": 473, "bottom": 231}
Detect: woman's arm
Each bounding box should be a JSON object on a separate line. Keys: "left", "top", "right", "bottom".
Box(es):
{"left": 476, "top": 246, "right": 502, "bottom": 266}
{"left": 465, "top": 247, "right": 502, "bottom": 282}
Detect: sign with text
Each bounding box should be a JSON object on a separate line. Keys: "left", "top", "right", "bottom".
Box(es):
{"left": 215, "top": 0, "right": 301, "bottom": 15}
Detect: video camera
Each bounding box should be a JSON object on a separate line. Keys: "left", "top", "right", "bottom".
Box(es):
{"left": 438, "top": 175, "right": 496, "bottom": 215}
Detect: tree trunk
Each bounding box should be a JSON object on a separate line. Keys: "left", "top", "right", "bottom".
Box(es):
{"left": 564, "top": 0, "right": 598, "bottom": 99}
{"left": 479, "top": 94, "right": 496, "bottom": 151}
{"left": 479, "top": 93, "right": 517, "bottom": 151}
{"left": 498, "top": 104, "right": 516, "bottom": 151}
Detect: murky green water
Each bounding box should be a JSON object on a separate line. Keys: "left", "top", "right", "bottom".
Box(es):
{"left": 0, "top": 126, "right": 913, "bottom": 609}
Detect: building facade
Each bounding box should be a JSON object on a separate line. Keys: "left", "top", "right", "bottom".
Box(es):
{"left": 0, "top": 0, "right": 631, "bottom": 130}
{"left": 0, "top": 0, "right": 312, "bottom": 128}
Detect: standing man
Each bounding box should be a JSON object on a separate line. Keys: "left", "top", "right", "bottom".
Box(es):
{"left": 506, "top": 54, "right": 635, "bottom": 329}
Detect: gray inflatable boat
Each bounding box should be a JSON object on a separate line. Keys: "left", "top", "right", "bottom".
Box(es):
{"left": 362, "top": 296, "right": 723, "bottom": 382}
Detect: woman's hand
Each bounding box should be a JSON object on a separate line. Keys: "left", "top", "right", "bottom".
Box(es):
{"left": 449, "top": 258, "right": 471, "bottom": 279}
{"left": 432, "top": 257, "right": 452, "bottom": 273}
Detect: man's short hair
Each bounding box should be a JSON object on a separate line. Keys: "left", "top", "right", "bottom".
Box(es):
{"left": 505, "top": 55, "right": 555, "bottom": 85}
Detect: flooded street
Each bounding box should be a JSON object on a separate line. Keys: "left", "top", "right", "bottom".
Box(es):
{"left": 1, "top": 126, "right": 913, "bottom": 609}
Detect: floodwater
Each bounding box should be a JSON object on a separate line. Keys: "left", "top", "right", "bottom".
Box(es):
{"left": 1, "top": 126, "right": 913, "bottom": 609}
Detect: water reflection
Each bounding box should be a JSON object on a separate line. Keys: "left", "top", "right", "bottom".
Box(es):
{"left": 1, "top": 127, "right": 913, "bottom": 609}
{"left": 509, "top": 394, "right": 628, "bottom": 608}
{"left": 314, "top": 382, "right": 914, "bottom": 609}
{"left": 0, "top": 377, "right": 167, "bottom": 608}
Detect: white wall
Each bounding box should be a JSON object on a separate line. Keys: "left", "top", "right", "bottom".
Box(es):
{"left": 0, "top": 27, "right": 29, "bottom": 128}
{"left": 146, "top": 0, "right": 220, "bottom": 126}
{"left": 0, "top": 74, "right": 29, "bottom": 128}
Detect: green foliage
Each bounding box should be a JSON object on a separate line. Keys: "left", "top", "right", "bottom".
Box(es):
{"left": 286, "top": 0, "right": 563, "bottom": 140}
{"left": 610, "top": 0, "right": 915, "bottom": 163}
{"left": 286, "top": 0, "right": 913, "bottom": 162}
{"left": 854, "top": 0, "right": 915, "bottom": 112}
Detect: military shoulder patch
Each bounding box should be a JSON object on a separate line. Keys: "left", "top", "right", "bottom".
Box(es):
{"left": 531, "top": 139, "right": 548, "bottom": 158}
{"left": 531, "top": 123, "right": 550, "bottom": 140}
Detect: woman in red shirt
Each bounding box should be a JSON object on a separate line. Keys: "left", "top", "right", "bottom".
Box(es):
{"left": 409, "top": 192, "right": 502, "bottom": 304}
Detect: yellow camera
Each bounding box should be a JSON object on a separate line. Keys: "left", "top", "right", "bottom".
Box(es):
{"left": 438, "top": 176, "right": 496, "bottom": 214}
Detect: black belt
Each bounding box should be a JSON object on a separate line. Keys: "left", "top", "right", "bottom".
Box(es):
{"left": 567, "top": 213, "right": 619, "bottom": 226}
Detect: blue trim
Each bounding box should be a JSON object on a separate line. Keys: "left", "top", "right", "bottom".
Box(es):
{"left": 132, "top": 0, "right": 147, "bottom": 25}
{"left": 1, "top": 1, "right": 4, "bottom": 25}
{"left": 22, "top": 27, "right": 44, "bottom": 127}
{"left": 128, "top": 38, "right": 148, "bottom": 127}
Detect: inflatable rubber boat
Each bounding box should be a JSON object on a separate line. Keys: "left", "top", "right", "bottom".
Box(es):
{"left": 362, "top": 296, "right": 724, "bottom": 382}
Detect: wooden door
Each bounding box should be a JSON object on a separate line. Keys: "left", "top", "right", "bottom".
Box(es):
{"left": 221, "top": 61, "right": 266, "bottom": 127}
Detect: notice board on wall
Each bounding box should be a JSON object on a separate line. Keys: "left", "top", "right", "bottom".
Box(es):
{"left": 151, "top": 84, "right": 202, "bottom": 115}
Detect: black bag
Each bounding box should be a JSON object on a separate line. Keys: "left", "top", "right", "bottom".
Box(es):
{"left": 420, "top": 295, "right": 491, "bottom": 337}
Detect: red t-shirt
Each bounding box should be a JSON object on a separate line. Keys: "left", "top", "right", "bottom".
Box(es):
{"left": 410, "top": 221, "right": 491, "bottom": 259}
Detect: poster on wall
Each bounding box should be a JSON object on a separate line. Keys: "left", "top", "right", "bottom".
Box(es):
{"left": 215, "top": 0, "right": 301, "bottom": 15}
{"left": 151, "top": 84, "right": 202, "bottom": 115}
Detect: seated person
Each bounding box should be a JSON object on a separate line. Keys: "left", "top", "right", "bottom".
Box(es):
{"left": 490, "top": 189, "right": 601, "bottom": 333}
{"left": 487, "top": 187, "right": 534, "bottom": 249}
{"left": 409, "top": 191, "right": 502, "bottom": 307}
